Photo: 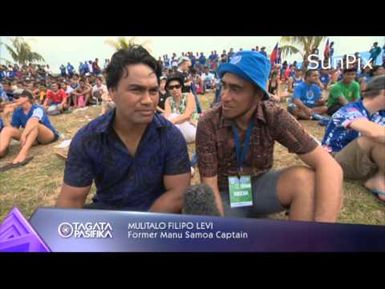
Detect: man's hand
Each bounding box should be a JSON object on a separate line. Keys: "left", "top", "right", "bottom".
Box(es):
{"left": 317, "top": 99, "right": 326, "bottom": 106}
{"left": 3, "top": 103, "right": 16, "bottom": 115}
{"left": 305, "top": 107, "right": 313, "bottom": 118}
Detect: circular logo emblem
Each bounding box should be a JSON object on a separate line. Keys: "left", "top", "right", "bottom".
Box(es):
{"left": 58, "top": 222, "right": 74, "bottom": 238}
{"left": 230, "top": 55, "right": 242, "bottom": 65}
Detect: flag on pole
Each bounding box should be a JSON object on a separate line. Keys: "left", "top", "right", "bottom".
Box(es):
{"left": 270, "top": 43, "right": 279, "bottom": 65}
{"left": 323, "top": 38, "right": 330, "bottom": 59}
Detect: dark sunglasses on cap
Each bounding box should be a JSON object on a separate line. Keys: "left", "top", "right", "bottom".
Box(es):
{"left": 167, "top": 84, "right": 182, "bottom": 90}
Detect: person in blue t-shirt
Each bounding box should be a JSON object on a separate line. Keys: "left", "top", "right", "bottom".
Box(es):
{"left": 322, "top": 75, "right": 385, "bottom": 203}
{"left": 8, "top": 69, "right": 16, "bottom": 79}
{"left": 0, "top": 89, "right": 59, "bottom": 164}
{"left": 60, "top": 64, "right": 66, "bottom": 77}
{"left": 288, "top": 69, "right": 327, "bottom": 120}
{"left": 0, "top": 69, "right": 5, "bottom": 81}
{"left": 0, "top": 83, "right": 8, "bottom": 103}
{"left": 67, "top": 62, "right": 74, "bottom": 77}
{"left": 369, "top": 42, "right": 381, "bottom": 65}
{"left": 199, "top": 52, "right": 206, "bottom": 65}
{"left": 318, "top": 68, "right": 331, "bottom": 90}
{"left": 78, "top": 62, "right": 85, "bottom": 76}
{"left": 287, "top": 68, "right": 304, "bottom": 95}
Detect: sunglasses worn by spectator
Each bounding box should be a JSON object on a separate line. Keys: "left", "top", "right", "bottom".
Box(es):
{"left": 167, "top": 84, "right": 181, "bottom": 90}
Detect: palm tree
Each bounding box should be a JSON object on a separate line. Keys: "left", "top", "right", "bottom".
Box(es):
{"left": 279, "top": 36, "right": 326, "bottom": 69}
{"left": 105, "top": 37, "right": 152, "bottom": 52}
{"left": 3, "top": 37, "right": 45, "bottom": 65}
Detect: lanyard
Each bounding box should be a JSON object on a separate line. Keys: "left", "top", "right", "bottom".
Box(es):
{"left": 232, "top": 121, "right": 254, "bottom": 173}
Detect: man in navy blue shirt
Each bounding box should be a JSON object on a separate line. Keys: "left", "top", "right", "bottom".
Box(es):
{"left": 0, "top": 89, "right": 59, "bottom": 164}
{"left": 56, "top": 46, "right": 191, "bottom": 212}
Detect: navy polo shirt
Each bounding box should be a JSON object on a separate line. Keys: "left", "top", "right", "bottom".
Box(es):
{"left": 63, "top": 109, "right": 190, "bottom": 211}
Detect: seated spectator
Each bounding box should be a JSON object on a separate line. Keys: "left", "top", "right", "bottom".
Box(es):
{"left": 196, "top": 50, "right": 343, "bottom": 222}
{"left": 156, "top": 76, "right": 167, "bottom": 114}
{"left": 268, "top": 70, "right": 281, "bottom": 102}
{"left": 55, "top": 46, "right": 190, "bottom": 212}
{"left": 287, "top": 68, "right": 304, "bottom": 95}
{"left": 164, "top": 74, "right": 197, "bottom": 144}
{"left": 190, "top": 68, "right": 203, "bottom": 95}
{"left": 38, "top": 85, "right": 47, "bottom": 105}
{"left": 44, "top": 82, "right": 68, "bottom": 115}
{"left": 92, "top": 75, "right": 108, "bottom": 105}
{"left": 200, "top": 66, "right": 215, "bottom": 93}
{"left": 71, "top": 78, "right": 91, "bottom": 108}
{"left": 92, "top": 58, "right": 102, "bottom": 75}
{"left": 0, "top": 82, "right": 9, "bottom": 106}
{"left": 288, "top": 69, "right": 328, "bottom": 120}
{"left": 322, "top": 75, "right": 385, "bottom": 204}
{"left": 0, "top": 89, "right": 59, "bottom": 165}
{"left": 327, "top": 68, "right": 361, "bottom": 116}
{"left": 64, "top": 78, "right": 78, "bottom": 107}
{"left": 2, "top": 81, "right": 15, "bottom": 102}
{"left": 318, "top": 68, "right": 332, "bottom": 90}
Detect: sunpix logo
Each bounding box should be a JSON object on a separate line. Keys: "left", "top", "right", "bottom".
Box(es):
{"left": 307, "top": 54, "right": 374, "bottom": 70}
{"left": 58, "top": 222, "right": 113, "bottom": 239}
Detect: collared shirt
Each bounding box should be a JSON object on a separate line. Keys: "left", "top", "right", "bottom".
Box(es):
{"left": 322, "top": 101, "right": 381, "bottom": 153}
{"left": 196, "top": 101, "right": 318, "bottom": 193}
{"left": 11, "top": 104, "right": 59, "bottom": 137}
{"left": 64, "top": 110, "right": 190, "bottom": 211}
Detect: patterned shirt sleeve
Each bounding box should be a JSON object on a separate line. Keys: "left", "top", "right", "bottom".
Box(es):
{"left": 163, "top": 125, "right": 191, "bottom": 175}
{"left": 268, "top": 104, "right": 318, "bottom": 154}
{"left": 63, "top": 130, "right": 95, "bottom": 187}
{"left": 196, "top": 113, "right": 218, "bottom": 177}
{"left": 333, "top": 106, "right": 366, "bottom": 128}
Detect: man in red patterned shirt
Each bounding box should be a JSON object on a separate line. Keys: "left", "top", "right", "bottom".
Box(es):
{"left": 196, "top": 50, "right": 343, "bottom": 223}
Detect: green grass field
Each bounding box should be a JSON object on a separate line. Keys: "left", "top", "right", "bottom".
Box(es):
{"left": 0, "top": 92, "right": 384, "bottom": 224}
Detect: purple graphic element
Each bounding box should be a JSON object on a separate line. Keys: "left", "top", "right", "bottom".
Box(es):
{"left": 0, "top": 207, "right": 50, "bottom": 252}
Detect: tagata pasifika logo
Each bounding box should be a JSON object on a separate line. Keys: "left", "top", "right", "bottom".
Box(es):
{"left": 58, "top": 222, "right": 112, "bottom": 239}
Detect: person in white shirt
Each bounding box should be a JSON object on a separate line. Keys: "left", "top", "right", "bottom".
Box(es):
{"left": 200, "top": 66, "right": 215, "bottom": 93}
{"left": 92, "top": 76, "right": 108, "bottom": 105}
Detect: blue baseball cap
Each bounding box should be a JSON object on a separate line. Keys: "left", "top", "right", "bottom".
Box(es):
{"left": 218, "top": 50, "right": 271, "bottom": 100}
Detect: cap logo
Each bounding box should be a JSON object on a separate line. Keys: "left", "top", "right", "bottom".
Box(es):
{"left": 230, "top": 55, "right": 242, "bottom": 65}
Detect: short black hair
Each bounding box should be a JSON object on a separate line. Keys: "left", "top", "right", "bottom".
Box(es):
{"left": 343, "top": 68, "right": 357, "bottom": 74}
{"left": 305, "top": 69, "right": 317, "bottom": 78}
{"left": 106, "top": 45, "right": 161, "bottom": 90}
{"left": 165, "top": 73, "right": 184, "bottom": 89}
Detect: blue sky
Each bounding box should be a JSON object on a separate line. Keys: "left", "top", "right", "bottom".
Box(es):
{"left": 0, "top": 36, "right": 384, "bottom": 73}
